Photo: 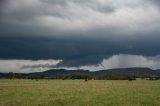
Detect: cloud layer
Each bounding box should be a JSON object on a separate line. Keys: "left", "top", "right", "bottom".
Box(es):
{"left": 0, "top": 59, "right": 60, "bottom": 73}
{"left": 1, "top": 0, "right": 160, "bottom": 37}
{"left": 0, "top": 36, "right": 160, "bottom": 68}
{"left": 0, "top": 0, "right": 160, "bottom": 71}
{"left": 1, "top": 54, "right": 160, "bottom": 73}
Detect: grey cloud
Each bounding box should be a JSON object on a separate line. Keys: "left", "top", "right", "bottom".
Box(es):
{"left": 0, "top": 0, "right": 160, "bottom": 69}
{"left": 82, "top": 54, "right": 160, "bottom": 71}
{"left": 1, "top": 54, "right": 160, "bottom": 73}
{"left": 0, "top": 35, "right": 160, "bottom": 67}
{"left": 0, "top": 59, "right": 60, "bottom": 73}
{"left": 0, "top": 0, "right": 7, "bottom": 7}
{"left": 41, "top": 0, "right": 116, "bottom": 15}
{"left": 40, "top": 0, "right": 95, "bottom": 6}
{"left": 40, "top": 0, "right": 68, "bottom": 5}
{"left": 0, "top": 0, "right": 5, "bottom": 8}
{"left": 149, "top": 0, "right": 160, "bottom": 5}
{"left": 146, "top": 0, "right": 160, "bottom": 9}
{"left": 56, "top": 55, "right": 106, "bottom": 67}
{"left": 0, "top": 0, "right": 8, "bottom": 15}
{"left": 21, "top": 64, "right": 56, "bottom": 69}
{"left": 94, "top": 6, "right": 115, "bottom": 14}
{"left": 100, "top": 54, "right": 160, "bottom": 70}
{"left": 1, "top": 0, "right": 160, "bottom": 37}
{"left": 147, "top": 55, "right": 160, "bottom": 62}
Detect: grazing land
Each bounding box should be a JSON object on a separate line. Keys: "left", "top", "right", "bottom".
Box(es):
{"left": 0, "top": 79, "right": 160, "bottom": 106}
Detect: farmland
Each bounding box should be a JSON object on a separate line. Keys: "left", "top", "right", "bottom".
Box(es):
{"left": 0, "top": 79, "right": 160, "bottom": 106}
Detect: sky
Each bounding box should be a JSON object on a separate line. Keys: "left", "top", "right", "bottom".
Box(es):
{"left": 0, "top": 0, "right": 160, "bottom": 73}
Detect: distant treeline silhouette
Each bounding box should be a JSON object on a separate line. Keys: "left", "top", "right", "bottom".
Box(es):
{"left": 0, "top": 68, "right": 160, "bottom": 80}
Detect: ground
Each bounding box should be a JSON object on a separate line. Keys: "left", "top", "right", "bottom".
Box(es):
{"left": 0, "top": 79, "right": 160, "bottom": 106}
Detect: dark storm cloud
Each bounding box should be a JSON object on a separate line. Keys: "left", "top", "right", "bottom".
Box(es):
{"left": 0, "top": 0, "right": 8, "bottom": 15}
{"left": 0, "top": 0, "right": 160, "bottom": 68}
{"left": 0, "top": 0, "right": 7, "bottom": 7}
{"left": 0, "top": 0, "right": 4, "bottom": 7}
{"left": 0, "top": 36, "right": 111, "bottom": 66}
{"left": 0, "top": 35, "right": 160, "bottom": 67}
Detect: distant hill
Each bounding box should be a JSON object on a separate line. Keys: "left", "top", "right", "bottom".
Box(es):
{"left": 0, "top": 67, "right": 160, "bottom": 79}
{"left": 95, "top": 67, "right": 160, "bottom": 76}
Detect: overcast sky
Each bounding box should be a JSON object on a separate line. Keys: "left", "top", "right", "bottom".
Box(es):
{"left": 0, "top": 0, "right": 160, "bottom": 73}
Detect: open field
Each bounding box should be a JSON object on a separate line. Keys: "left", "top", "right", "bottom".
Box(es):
{"left": 0, "top": 79, "right": 160, "bottom": 106}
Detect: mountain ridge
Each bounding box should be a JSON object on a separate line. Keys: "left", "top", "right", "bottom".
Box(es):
{"left": 0, "top": 67, "right": 160, "bottom": 79}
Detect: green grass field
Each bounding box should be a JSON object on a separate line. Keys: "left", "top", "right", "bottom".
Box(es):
{"left": 0, "top": 79, "right": 160, "bottom": 106}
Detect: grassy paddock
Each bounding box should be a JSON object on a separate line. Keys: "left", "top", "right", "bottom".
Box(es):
{"left": 0, "top": 79, "right": 160, "bottom": 106}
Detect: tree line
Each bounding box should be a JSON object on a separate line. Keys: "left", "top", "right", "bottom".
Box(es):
{"left": 1, "top": 72, "right": 160, "bottom": 81}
